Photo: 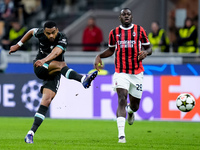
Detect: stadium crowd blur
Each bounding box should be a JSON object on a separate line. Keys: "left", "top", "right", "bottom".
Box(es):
{"left": 0, "top": 0, "right": 199, "bottom": 54}
{"left": 148, "top": 21, "right": 170, "bottom": 53}
{"left": 82, "top": 17, "right": 103, "bottom": 51}
{"left": 0, "top": 45, "right": 7, "bottom": 73}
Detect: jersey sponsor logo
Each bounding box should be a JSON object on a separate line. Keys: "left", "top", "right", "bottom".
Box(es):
{"left": 117, "top": 40, "right": 135, "bottom": 48}
{"left": 116, "top": 34, "right": 121, "bottom": 37}
{"left": 58, "top": 39, "right": 67, "bottom": 45}
{"left": 58, "top": 41, "right": 67, "bottom": 45}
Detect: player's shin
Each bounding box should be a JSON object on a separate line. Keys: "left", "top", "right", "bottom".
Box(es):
{"left": 61, "top": 66, "right": 83, "bottom": 82}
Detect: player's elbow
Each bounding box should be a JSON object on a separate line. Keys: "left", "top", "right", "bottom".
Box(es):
{"left": 148, "top": 48, "right": 152, "bottom": 55}
{"left": 147, "top": 46, "right": 152, "bottom": 56}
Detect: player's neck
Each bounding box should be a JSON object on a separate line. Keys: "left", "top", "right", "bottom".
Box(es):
{"left": 122, "top": 23, "right": 132, "bottom": 28}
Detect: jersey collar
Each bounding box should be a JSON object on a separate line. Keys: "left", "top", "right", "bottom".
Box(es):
{"left": 120, "top": 24, "right": 134, "bottom": 30}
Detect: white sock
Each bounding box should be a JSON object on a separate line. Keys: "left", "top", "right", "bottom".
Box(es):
{"left": 28, "top": 130, "right": 34, "bottom": 136}
{"left": 81, "top": 75, "right": 85, "bottom": 83}
{"left": 117, "top": 117, "right": 125, "bottom": 138}
{"left": 126, "top": 105, "right": 134, "bottom": 114}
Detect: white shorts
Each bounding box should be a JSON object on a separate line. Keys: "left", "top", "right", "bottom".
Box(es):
{"left": 112, "top": 72, "right": 144, "bottom": 99}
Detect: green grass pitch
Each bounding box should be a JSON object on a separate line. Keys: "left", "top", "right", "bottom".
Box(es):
{"left": 0, "top": 117, "right": 199, "bottom": 150}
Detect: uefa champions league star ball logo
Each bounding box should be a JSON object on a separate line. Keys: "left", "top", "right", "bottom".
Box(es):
{"left": 21, "top": 80, "right": 42, "bottom": 112}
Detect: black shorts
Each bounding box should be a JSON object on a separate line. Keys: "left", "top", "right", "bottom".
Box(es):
{"left": 33, "top": 61, "right": 61, "bottom": 94}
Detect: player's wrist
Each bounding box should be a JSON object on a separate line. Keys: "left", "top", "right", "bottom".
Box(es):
{"left": 42, "top": 58, "right": 48, "bottom": 63}
{"left": 17, "top": 41, "right": 23, "bottom": 47}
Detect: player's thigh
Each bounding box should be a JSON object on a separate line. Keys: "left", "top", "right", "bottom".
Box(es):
{"left": 129, "top": 72, "right": 143, "bottom": 99}
{"left": 48, "top": 61, "right": 66, "bottom": 74}
{"left": 40, "top": 73, "right": 61, "bottom": 94}
{"left": 113, "top": 72, "right": 130, "bottom": 92}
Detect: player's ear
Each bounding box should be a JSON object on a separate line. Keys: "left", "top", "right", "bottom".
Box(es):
{"left": 118, "top": 16, "right": 121, "bottom": 21}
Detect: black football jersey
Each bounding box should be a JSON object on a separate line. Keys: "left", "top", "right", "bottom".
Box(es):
{"left": 33, "top": 28, "right": 68, "bottom": 61}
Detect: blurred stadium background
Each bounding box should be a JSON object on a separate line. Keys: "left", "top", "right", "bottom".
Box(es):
{"left": 0, "top": 0, "right": 200, "bottom": 122}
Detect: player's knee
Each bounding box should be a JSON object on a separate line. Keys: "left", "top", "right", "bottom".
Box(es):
{"left": 118, "top": 95, "right": 127, "bottom": 106}
{"left": 59, "top": 62, "right": 66, "bottom": 69}
{"left": 42, "top": 97, "right": 52, "bottom": 107}
{"left": 50, "top": 61, "right": 66, "bottom": 70}
{"left": 41, "top": 92, "right": 55, "bottom": 106}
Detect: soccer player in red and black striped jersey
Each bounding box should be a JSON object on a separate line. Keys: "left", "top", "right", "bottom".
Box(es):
{"left": 94, "top": 8, "right": 152, "bottom": 143}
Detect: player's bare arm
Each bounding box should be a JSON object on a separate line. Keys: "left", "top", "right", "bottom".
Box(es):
{"left": 34, "top": 47, "right": 63, "bottom": 67}
{"left": 138, "top": 45, "right": 152, "bottom": 61}
{"left": 94, "top": 47, "right": 115, "bottom": 71}
{"left": 9, "top": 29, "right": 35, "bottom": 54}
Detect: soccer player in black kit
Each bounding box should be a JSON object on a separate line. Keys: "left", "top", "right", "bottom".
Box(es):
{"left": 9, "top": 21, "right": 98, "bottom": 143}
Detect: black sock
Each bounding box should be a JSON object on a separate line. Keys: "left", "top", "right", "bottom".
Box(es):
{"left": 61, "top": 66, "right": 83, "bottom": 82}
{"left": 31, "top": 105, "right": 48, "bottom": 133}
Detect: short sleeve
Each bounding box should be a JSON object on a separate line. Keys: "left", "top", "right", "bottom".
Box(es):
{"left": 108, "top": 29, "right": 116, "bottom": 47}
{"left": 33, "top": 28, "right": 39, "bottom": 37}
{"left": 140, "top": 27, "right": 150, "bottom": 45}
{"left": 57, "top": 35, "right": 68, "bottom": 51}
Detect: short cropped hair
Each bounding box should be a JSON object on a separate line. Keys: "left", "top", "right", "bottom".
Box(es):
{"left": 120, "top": 8, "right": 132, "bottom": 14}
{"left": 43, "top": 21, "right": 57, "bottom": 29}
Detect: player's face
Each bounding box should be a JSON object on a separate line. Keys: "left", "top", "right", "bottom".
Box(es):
{"left": 119, "top": 9, "right": 132, "bottom": 27}
{"left": 44, "top": 27, "right": 58, "bottom": 42}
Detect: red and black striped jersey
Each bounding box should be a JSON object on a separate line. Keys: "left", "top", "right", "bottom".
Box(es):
{"left": 109, "top": 24, "right": 150, "bottom": 74}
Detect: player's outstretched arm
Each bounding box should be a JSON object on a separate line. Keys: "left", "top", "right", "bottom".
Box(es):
{"left": 9, "top": 29, "right": 35, "bottom": 54}
{"left": 94, "top": 47, "right": 115, "bottom": 71}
